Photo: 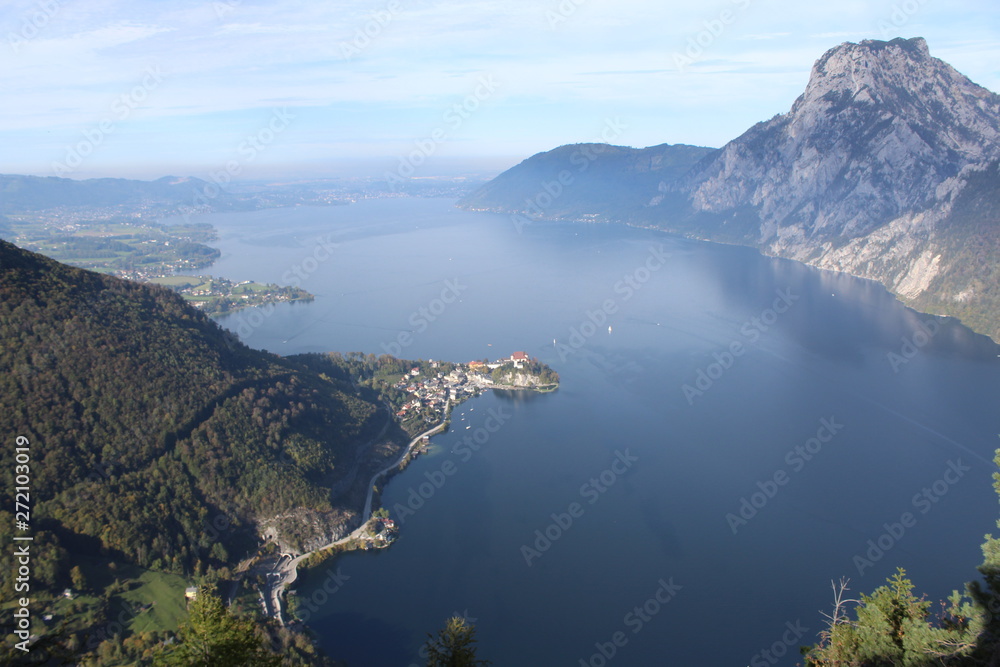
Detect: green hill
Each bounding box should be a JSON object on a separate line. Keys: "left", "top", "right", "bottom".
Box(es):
{"left": 0, "top": 238, "right": 397, "bottom": 600}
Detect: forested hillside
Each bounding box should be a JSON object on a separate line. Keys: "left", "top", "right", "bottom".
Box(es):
{"left": 0, "top": 239, "right": 388, "bottom": 597}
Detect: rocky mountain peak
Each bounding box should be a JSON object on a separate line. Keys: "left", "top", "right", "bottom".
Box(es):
{"left": 460, "top": 37, "right": 1000, "bottom": 341}
{"left": 791, "top": 37, "right": 1000, "bottom": 155}
{"left": 680, "top": 37, "right": 1000, "bottom": 242}
{"left": 798, "top": 38, "right": 930, "bottom": 107}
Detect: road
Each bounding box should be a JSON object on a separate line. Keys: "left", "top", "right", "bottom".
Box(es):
{"left": 261, "top": 404, "right": 451, "bottom": 625}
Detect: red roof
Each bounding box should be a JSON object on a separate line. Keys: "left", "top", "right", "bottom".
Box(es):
{"left": 512, "top": 351, "right": 529, "bottom": 361}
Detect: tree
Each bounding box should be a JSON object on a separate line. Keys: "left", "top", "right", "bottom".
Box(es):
{"left": 154, "top": 587, "right": 280, "bottom": 666}
{"left": 69, "top": 565, "right": 87, "bottom": 591}
{"left": 424, "top": 616, "right": 490, "bottom": 667}
{"left": 965, "top": 443, "right": 1000, "bottom": 663}
{"left": 804, "top": 569, "right": 977, "bottom": 666}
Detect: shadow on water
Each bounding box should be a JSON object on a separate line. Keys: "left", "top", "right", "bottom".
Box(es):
{"left": 315, "top": 612, "right": 414, "bottom": 667}
{"left": 635, "top": 494, "right": 685, "bottom": 561}
{"left": 492, "top": 388, "right": 559, "bottom": 405}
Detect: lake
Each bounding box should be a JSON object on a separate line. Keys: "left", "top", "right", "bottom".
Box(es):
{"left": 186, "top": 197, "right": 999, "bottom": 666}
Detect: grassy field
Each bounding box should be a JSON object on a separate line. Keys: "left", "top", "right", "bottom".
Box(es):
{"left": 117, "top": 570, "right": 189, "bottom": 634}
{"left": 148, "top": 275, "right": 203, "bottom": 288}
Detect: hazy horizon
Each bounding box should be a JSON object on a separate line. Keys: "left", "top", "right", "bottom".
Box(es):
{"left": 3, "top": 1, "right": 998, "bottom": 183}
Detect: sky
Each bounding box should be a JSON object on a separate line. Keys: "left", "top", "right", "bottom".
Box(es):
{"left": 1, "top": 0, "right": 998, "bottom": 181}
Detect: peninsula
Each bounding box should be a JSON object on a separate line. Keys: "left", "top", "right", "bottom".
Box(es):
{"left": 248, "top": 351, "right": 559, "bottom": 626}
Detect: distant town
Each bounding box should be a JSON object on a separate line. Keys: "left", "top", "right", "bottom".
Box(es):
{"left": 393, "top": 351, "right": 558, "bottom": 427}
{"left": 147, "top": 275, "right": 313, "bottom": 315}
{"left": 0, "top": 177, "right": 487, "bottom": 318}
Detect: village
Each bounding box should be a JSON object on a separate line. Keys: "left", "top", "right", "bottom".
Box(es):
{"left": 392, "top": 351, "right": 536, "bottom": 423}
{"left": 147, "top": 274, "right": 313, "bottom": 315}
{"left": 236, "top": 351, "right": 557, "bottom": 627}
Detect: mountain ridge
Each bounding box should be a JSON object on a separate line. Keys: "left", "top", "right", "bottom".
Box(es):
{"left": 0, "top": 173, "right": 231, "bottom": 213}
{"left": 460, "top": 37, "right": 1000, "bottom": 340}
{"left": 0, "top": 237, "right": 410, "bottom": 595}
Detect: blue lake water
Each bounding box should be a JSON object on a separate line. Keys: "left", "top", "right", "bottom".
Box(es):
{"left": 185, "top": 197, "right": 999, "bottom": 666}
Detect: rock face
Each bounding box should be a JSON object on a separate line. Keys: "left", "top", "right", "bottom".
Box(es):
{"left": 670, "top": 37, "right": 1000, "bottom": 339}
{"left": 497, "top": 372, "right": 548, "bottom": 388}
{"left": 463, "top": 37, "right": 1000, "bottom": 340}
{"left": 680, "top": 38, "right": 1000, "bottom": 240}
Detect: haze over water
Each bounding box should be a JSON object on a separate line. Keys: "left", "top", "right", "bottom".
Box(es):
{"left": 190, "top": 197, "right": 999, "bottom": 666}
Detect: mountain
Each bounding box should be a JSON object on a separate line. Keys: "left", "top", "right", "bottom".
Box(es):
{"left": 459, "top": 142, "right": 715, "bottom": 221}
{"left": 461, "top": 38, "right": 1000, "bottom": 341}
{"left": 0, "top": 173, "right": 232, "bottom": 213}
{"left": 0, "top": 239, "right": 408, "bottom": 600}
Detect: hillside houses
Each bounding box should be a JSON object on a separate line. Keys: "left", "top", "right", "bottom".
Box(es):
{"left": 391, "top": 352, "right": 536, "bottom": 422}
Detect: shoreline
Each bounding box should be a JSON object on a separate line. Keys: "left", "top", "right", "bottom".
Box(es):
{"left": 268, "top": 380, "right": 558, "bottom": 625}
{"left": 266, "top": 407, "right": 450, "bottom": 625}
{"left": 458, "top": 205, "right": 997, "bottom": 344}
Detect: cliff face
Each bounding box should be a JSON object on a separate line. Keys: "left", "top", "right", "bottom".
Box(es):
{"left": 680, "top": 38, "right": 1000, "bottom": 240}
{"left": 497, "top": 372, "right": 548, "bottom": 388}
{"left": 463, "top": 38, "right": 1000, "bottom": 340}
{"left": 669, "top": 37, "right": 1000, "bottom": 339}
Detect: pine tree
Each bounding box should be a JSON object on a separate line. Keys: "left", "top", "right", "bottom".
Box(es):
{"left": 805, "top": 569, "right": 978, "bottom": 665}
{"left": 155, "top": 586, "right": 280, "bottom": 666}
{"left": 965, "top": 443, "right": 1000, "bottom": 663}
{"left": 424, "top": 616, "right": 491, "bottom": 667}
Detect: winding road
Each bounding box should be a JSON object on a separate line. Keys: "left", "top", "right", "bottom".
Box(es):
{"left": 263, "top": 402, "right": 451, "bottom": 625}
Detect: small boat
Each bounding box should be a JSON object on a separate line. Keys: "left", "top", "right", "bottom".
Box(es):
{"left": 466, "top": 426, "right": 471, "bottom": 430}
{"left": 608, "top": 325, "right": 613, "bottom": 333}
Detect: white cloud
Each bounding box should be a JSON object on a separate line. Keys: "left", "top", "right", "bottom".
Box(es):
{"left": 0, "top": 0, "right": 997, "bottom": 174}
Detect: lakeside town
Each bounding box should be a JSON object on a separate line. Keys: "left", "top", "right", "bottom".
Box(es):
{"left": 392, "top": 351, "right": 559, "bottom": 428}
{"left": 245, "top": 351, "right": 558, "bottom": 627}
{"left": 147, "top": 274, "right": 314, "bottom": 315}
